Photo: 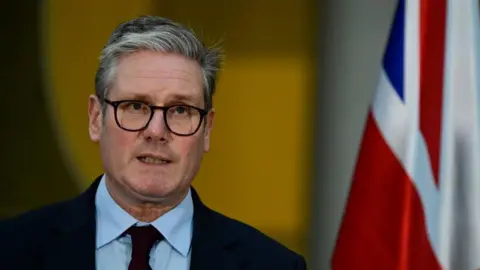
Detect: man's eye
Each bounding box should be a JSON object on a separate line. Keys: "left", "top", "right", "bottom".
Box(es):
{"left": 120, "top": 102, "right": 148, "bottom": 113}
{"left": 129, "top": 102, "right": 144, "bottom": 110}
{"left": 174, "top": 106, "right": 187, "bottom": 114}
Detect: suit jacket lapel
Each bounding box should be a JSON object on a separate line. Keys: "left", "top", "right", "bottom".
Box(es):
{"left": 40, "top": 177, "right": 101, "bottom": 270}
{"left": 189, "top": 188, "right": 244, "bottom": 270}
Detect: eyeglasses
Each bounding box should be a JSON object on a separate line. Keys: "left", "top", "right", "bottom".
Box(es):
{"left": 103, "top": 99, "right": 208, "bottom": 136}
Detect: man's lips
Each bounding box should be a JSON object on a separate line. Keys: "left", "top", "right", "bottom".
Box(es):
{"left": 137, "top": 154, "right": 172, "bottom": 165}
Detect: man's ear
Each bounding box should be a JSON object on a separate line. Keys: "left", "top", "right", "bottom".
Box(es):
{"left": 203, "top": 109, "right": 215, "bottom": 152}
{"left": 88, "top": 95, "right": 103, "bottom": 142}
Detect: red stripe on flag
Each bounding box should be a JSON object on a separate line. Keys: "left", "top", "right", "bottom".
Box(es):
{"left": 419, "top": 0, "right": 447, "bottom": 186}
{"left": 331, "top": 112, "right": 441, "bottom": 270}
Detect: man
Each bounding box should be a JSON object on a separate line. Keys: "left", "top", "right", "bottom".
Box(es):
{"left": 0, "top": 16, "right": 307, "bottom": 270}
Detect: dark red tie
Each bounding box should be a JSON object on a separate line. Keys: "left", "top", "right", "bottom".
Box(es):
{"left": 126, "top": 225, "right": 163, "bottom": 270}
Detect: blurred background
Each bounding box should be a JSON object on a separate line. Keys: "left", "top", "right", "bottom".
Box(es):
{"left": 1, "top": 0, "right": 397, "bottom": 269}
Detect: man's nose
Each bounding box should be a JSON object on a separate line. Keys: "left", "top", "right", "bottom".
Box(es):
{"left": 142, "top": 110, "right": 169, "bottom": 140}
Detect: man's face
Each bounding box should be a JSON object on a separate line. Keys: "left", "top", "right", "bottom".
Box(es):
{"left": 88, "top": 50, "right": 214, "bottom": 203}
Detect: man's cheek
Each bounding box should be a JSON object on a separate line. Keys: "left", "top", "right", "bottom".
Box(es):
{"left": 114, "top": 132, "right": 136, "bottom": 149}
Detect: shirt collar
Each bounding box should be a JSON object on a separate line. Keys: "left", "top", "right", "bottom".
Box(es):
{"left": 95, "top": 174, "right": 193, "bottom": 256}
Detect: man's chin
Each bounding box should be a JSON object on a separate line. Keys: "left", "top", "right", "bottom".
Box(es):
{"left": 132, "top": 184, "right": 180, "bottom": 201}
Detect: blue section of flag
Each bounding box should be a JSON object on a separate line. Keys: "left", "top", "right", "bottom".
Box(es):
{"left": 383, "top": 0, "right": 405, "bottom": 101}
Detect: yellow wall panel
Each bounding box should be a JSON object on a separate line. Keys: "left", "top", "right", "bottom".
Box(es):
{"left": 195, "top": 56, "right": 311, "bottom": 230}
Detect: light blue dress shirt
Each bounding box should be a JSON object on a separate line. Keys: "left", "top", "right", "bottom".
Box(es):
{"left": 94, "top": 175, "right": 193, "bottom": 270}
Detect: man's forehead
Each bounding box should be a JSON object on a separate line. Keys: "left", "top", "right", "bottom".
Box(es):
{"left": 114, "top": 54, "right": 202, "bottom": 85}
{"left": 116, "top": 51, "right": 201, "bottom": 74}
{"left": 110, "top": 51, "right": 204, "bottom": 102}
{"left": 117, "top": 65, "right": 199, "bottom": 80}
{"left": 111, "top": 83, "right": 203, "bottom": 103}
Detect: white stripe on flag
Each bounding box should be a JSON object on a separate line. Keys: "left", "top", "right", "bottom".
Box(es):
{"left": 372, "top": 68, "right": 441, "bottom": 259}
{"left": 438, "top": 0, "right": 480, "bottom": 268}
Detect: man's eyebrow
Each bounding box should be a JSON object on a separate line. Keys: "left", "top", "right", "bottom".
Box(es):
{"left": 127, "top": 93, "right": 151, "bottom": 101}
{"left": 166, "top": 93, "right": 197, "bottom": 101}
{"left": 163, "top": 94, "right": 205, "bottom": 106}
{"left": 113, "top": 93, "right": 154, "bottom": 103}
{"left": 116, "top": 92, "right": 202, "bottom": 105}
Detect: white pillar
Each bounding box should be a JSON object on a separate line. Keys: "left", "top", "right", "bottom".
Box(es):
{"left": 309, "top": 1, "right": 397, "bottom": 269}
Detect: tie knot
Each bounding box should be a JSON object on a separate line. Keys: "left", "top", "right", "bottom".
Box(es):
{"left": 126, "top": 225, "right": 163, "bottom": 254}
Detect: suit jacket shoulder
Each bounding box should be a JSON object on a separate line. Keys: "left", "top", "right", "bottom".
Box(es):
{"left": 0, "top": 199, "right": 75, "bottom": 268}
{"left": 213, "top": 209, "right": 306, "bottom": 268}
{"left": 189, "top": 188, "right": 307, "bottom": 270}
{"left": 0, "top": 180, "right": 97, "bottom": 270}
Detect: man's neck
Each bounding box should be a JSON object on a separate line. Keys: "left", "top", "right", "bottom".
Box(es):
{"left": 105, "top": 177, "right": 188, "bottom": 222}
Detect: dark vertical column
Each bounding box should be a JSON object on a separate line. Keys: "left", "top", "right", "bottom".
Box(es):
{"left": 0, "top": 1, "right": 79, "bottom": 218}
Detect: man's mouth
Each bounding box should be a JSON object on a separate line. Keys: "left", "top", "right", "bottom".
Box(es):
{"left": 137, "top": 156, "right": 172, "bottom": 165}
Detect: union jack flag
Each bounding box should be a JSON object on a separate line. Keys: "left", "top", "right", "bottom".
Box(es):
{"left": 331, "top": 0, "right": 480, "bottom": 269}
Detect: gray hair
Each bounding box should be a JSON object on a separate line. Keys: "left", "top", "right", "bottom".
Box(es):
{"left": 95, "top": 15, "right": 223, "bottom": 110}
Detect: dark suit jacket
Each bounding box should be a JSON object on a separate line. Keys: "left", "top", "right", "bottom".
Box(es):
{"left": 0, "top": 176, "right": 307, "bottom": 270}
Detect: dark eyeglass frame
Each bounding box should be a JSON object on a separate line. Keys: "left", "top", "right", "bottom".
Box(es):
{"left": 103, "top": 98, "right": 209, "bottom": 136}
